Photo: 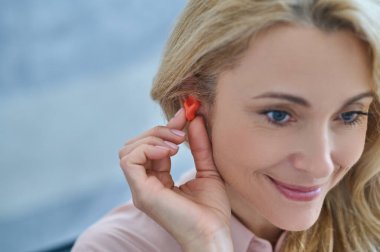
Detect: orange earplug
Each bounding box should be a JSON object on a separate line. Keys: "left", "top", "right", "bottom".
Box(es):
{"left": 183, "top": 96, "right": 201, "bottom": 121}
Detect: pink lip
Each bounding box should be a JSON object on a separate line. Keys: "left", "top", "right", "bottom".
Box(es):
{"left": 268, "top": 177, "right": 322, "bottom": 202}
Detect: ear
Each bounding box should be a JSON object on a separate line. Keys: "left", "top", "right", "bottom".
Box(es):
{"left": 180, "top": 94, "right": 213, "bottom": 142}
{"left": 180, "top": 95, "right": 211, "bottom": 119}
{"left": 183, "top": 96, "right": 201, "bottom": 121}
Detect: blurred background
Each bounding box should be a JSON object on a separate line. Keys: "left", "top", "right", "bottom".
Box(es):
{"left": 0, "top": 1, "right": 195, "bottom": 251}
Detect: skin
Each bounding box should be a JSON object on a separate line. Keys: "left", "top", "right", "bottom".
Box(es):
{"left": 210, "top": 24, "right": 374, "bottom": 243}
{"left": 119, "top": 24, "right": 374, "bottom": 250}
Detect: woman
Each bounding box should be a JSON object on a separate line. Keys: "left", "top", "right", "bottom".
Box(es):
{"left": 73, "top": 0, "right": 380, "bottom": 251}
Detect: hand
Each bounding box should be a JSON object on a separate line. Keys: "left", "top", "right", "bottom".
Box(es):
{"left": 119, "top": 108, "right": 233, "bottom": 251}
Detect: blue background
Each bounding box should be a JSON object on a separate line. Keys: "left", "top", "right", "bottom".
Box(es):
{"left": 0, "top": 1, "right": 194, "bottom": 251}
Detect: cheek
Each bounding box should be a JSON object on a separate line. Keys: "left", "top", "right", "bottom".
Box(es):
{"left": 211, "top": 114, "right": 291, "bottom": 181}
{"left": 334, "top": 128, "right": 367, "bottom": 170}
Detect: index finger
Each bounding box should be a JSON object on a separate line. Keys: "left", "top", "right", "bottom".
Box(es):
{"left": 166, "top": 107, "right": 187, "bottom": 130}
{"left": 125, "top": 108, "right": 187, "bottom": 146}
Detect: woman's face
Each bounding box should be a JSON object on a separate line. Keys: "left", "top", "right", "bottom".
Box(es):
{"left": 209, "top": 24, "right": 374, "bottom": 231}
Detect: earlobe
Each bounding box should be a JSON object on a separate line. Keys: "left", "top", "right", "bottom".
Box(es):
{"left": 184, "top": 95, "right": 201, "bottom": 121}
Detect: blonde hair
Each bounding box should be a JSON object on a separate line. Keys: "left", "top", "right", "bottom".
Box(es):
{"left": 151, "top": 0, "right": 380, "bottom": 251}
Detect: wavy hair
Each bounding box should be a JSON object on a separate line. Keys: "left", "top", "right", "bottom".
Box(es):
{"left": 151, "top": 0, "right": 380, "bottom": 250}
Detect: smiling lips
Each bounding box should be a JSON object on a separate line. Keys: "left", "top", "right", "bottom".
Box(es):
{"left": 268, "top": 177, "right": 322, "bottom": 202}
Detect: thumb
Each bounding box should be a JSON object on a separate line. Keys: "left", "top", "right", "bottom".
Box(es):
{"left": 188, "top": 116, "right": 218, "bottom": 174}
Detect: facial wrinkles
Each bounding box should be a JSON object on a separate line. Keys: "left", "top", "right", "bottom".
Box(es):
{"left": 213, "top": 25, "right": 372, "bottom": 186}
{"left": 213, "top": 89, "right": 370, "bottom": 192}
{"left": 252, "top": 96, "right": 370, "bottom": 181}
{"left": 206, "top": 25, "right": 377, "bottom": 234}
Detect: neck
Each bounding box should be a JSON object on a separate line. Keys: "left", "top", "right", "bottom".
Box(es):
{"left": 226, "top": 184, "right": 283, "bottom": 246}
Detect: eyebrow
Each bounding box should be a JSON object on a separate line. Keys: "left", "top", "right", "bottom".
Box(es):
{"left": 252, "top": 91, "right": 375, "bottom": 108}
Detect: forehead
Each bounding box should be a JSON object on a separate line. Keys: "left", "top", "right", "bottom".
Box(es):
{"left": 218, "top": 24, "right": 373, "bottom": 101}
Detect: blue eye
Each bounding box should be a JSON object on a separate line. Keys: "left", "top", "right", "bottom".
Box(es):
{"left": 264, "top": 110, "right": 291, "bottom": 125}
{"left": 259, "top": 109, "right": 369, "bottom": 128}
{"left": 341, "top": 112, "right": 357, "bottom": 122}
{"left": 340, "top": 111, "right": 369, "bottom": 126}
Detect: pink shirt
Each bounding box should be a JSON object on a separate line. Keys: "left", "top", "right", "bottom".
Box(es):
{"left": 73, "top": 170, "right": 286, "bottom": 252}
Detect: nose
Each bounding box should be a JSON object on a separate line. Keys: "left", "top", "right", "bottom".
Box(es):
{"left": 290, "top": 123, "right": 336, "bottom": 179}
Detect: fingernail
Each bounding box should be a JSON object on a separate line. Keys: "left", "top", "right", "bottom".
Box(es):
{"left": 164, "top": 141, "right": 178, "bottom": 149}
{"left": 174, "top": 108, "right": 183, "bottom": 118}
{"left": 170, "top": 129, "right": 186, "bottom": 137}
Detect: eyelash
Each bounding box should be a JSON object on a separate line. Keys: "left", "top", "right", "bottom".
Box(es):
{"left": 340, "top": 111, "right": 369, "bottom": 127}
{"left": 259, "top": 110, "right": 370, "bottom": 128}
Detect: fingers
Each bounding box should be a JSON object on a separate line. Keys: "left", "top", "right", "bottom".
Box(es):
{"left": 166, "top": 107, "right": 187, "bottom": 130}
{"left": 126, "top": 107, "right": 186, "bottom": 145}
{"left": 120, "top": 144, "right": 172, "bottom": 188}
{"left": 188, "top": 116, "right": 218, "bottom": 175}
{"left": 119, "top": 107, "right": 187, "bottom": 194}
{"left": 125, "top": 125, "right": 186, "bottom": 146}
{"left": 119, "top": 136, "right": 180, "bottom": 159}
{"left": 120, "top": 107, "right": 187, "bottom": 159}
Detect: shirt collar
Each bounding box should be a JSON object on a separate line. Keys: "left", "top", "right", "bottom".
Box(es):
{"left": 231, "top": 214, "right": 255, "bottom": 252}
{"left": 231, "top": 214, "right": 286, "bottom": 252}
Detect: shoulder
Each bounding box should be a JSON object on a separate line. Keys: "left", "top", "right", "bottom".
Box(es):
{"left": 72, "top": 202, "right": 182, "bottom": 252}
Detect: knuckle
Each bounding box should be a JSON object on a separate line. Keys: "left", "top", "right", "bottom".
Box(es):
{"left": 146, "top": 135, "right": 156, "bottom": 141}
{"left": 118, "top": 147, "right": 127, "bottom": 159}
{"left": 119, "top": 155, "right": 131, "bottom": 170}
{"left": 151, "top": 125, "right": 164, "bottom": 136}
{"left": 119, "top": 157, "right": 125, "bottom": 169}
{"left": 121, "top": 137, "right": 158, "bottom": 160}
{"left": 123, "top": 145, "right": 132, "bottom": 155}
{"left": 146, "top": 135, "right": 161, "bottom": 144}
{"left": 119, "top": 144, "right": 150, "bottom": 169}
